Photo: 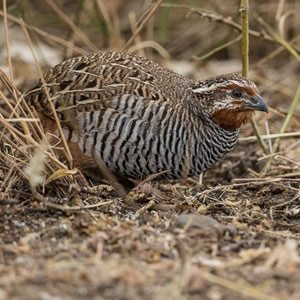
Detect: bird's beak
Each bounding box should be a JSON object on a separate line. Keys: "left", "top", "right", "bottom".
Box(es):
{"left": 245, "top": 96, "right": 268, "bottom": 113}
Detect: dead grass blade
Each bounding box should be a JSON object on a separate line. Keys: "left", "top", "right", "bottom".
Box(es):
{"left": 194, "top": 35, "right": 242, "bottom": 61}
{"left": 19, "top": 20, "right": 74, "bottom": 168}
{"left": 200, "top": 271, "right": 279, "bottom": 300}
{"left": 261, "top": 85, "right": 300, "bottom": 174}
{"left": 123, "top": 0, "right": 163, "bottom": 51}
{"left": 44, "top": 0, "right": 98, "bottom": 51}
{"left": 256, "top": 14, "right": 300, "bottom": 62}
{"left": 95, "top": 0, "right": 123, "bottom": 49}
{"left": 240, "top": 0, "right": 268, "bottom": 154}
{"left": 0, "top": 10, "right": 87, "bottom": 55}
{"left": 127, "top": 40, "right": 170, "bottom": 58}
{"left": 239, "top": 131, "right": 300, "bottom": 142}
{"left": 2, "top": 0, "right": 13, "bottom": 80}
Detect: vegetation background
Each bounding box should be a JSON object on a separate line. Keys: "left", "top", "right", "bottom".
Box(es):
{"left": 0, "top": 1, "right": 299, "bottom": 300}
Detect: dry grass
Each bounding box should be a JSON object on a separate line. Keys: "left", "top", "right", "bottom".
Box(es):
{"left": 0, "top": 1, "right": 300, "bottom": 299}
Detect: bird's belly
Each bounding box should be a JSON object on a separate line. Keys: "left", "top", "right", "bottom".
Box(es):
{"left": 76, "top": 113, "right": 188, "bottom": 179}
{"left": 74, "top": 109, "right": 239, "bottom": 180}
{"left": 95, "top": 132, "right": 187, "bottom": 179}
{"left": 188, "top": 133, "right": 238, "bottom": 177}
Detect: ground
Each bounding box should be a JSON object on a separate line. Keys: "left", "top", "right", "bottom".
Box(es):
{"left": 1, "top": 142, "right": 300, "bottom": 300}
{"left": 1, "top": 1, "right": 300, "bottom": 299}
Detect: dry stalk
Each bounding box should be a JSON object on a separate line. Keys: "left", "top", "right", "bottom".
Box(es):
{"left": 0, "top": 10, "right": 87, "bottom": 55}
{"left": 44, "top": 0, "right": 98, "bottom": 51}
{"left": 252, "top": 36, "right": 299, "bottom": 69}
{"left": 192, "top": 6, "right": 275, "bottom": 43}
{"left": 161, "top": 3, "right": 300, "bottom": 53}
{"left": 255, "top": 13, "right": 300, "bottom": 61}
{"left": 240, "top": 0, "right": 268, "bottom": 155}
{"left": 128, "top": 12, "right": 146, "bottom": 57}
{"left": 123, "top": 0, "right": 163, "bottom": 51}
{"left": 194, "top": 35, "right": 242, "bottom": 61}
{"left": 0, "top": 116, "right": 65, "bottom": 169}
{"left": 31, "top": 190, "right": 113, "bottom": 212}
{"left": 96, "top": 0, "right": 123, "bottom": 49}
{"left": 261, "top": 85, "right": 300, "bottom": 174}
{"left": 0, "top": 16, "right": 74, "bottom": 206}
{"left": 127, "top": 40, "right": 170, "bottom": 58}
{"left": 200, "top": 271, "right": 278, "bottom": 300}
{"left": 239, "top": 131, "right": 300, "bottom": 142}
{"left": 20, "top": 20, "right": 73, "bottom": 168}
{"left": 2, "top": 0, "right": 13, "bottom": 81}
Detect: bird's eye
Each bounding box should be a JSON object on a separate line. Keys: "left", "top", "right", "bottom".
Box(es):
{"left": 231, "top": 89, "right": 242, "bottom": 98}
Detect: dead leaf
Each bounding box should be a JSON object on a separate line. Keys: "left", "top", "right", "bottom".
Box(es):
{"left": 45, "top": 168, "right": 78, "bottom": 184}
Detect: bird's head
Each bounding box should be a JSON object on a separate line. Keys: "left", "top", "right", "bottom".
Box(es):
{"left": 191, "top": 74, "right": 268, "bottom": 131}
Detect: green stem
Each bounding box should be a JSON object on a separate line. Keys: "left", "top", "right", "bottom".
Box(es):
{"left": 240, "top": 0, "right": 268, "bottom": 155}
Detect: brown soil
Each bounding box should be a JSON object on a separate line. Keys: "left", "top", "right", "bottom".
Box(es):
{"left": 1, "top": 142, "right": 300, "bottom": 300}
{"left": 1, "top": 1, "right": 300, "bottom": 299}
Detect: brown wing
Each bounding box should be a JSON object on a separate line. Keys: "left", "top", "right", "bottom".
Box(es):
{"left": 24, "top": 51, "right": 193, "bottom": 132}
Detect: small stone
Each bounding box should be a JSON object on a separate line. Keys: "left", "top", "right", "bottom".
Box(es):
{"left": 174, "top": 214, "right": 225, "bottom": 236}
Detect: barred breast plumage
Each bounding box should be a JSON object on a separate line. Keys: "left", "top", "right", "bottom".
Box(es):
{"left": 25, "top": 51, "right": 268, "bottom": 180}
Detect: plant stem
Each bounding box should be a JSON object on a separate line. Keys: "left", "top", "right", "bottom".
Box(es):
{"left": 240, "top": 0, "right": 268, "bottom": 155}
{"left": 261, "top": 85, "right": 300, "bottom": 174}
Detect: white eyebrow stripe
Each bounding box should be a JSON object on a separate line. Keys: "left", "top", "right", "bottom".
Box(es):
{"left": 229, "top": 80, "right": 258, "bottom": 93}
{"left": 192, "top": 84, "right": 218, "bottom": 93}
{"left": 192, "top": 79, "right": 257, "bottom": 94}
{"left": 229, "top": 80, "right": 249, "bottom": 87}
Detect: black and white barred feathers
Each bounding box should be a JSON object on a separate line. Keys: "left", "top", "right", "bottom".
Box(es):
{"left": 25, "top": 51, "right": 268, "bottom": 179}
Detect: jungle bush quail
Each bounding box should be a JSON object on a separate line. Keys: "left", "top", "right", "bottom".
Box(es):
{"left": 25, "top": 51, "right": 268, "bottom": 180}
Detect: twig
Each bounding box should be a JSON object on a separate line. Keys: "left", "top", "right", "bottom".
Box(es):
{"left": 200, "top": 271, "right": 279, "bottom": 300}
{"left": 269, "top": 192, "right": 300, "bottom": 220}
{"left": 135, "top": 199, "right": 156, "bottom": 217}
{"left": 0, "top": 69, "right": 20, "bottom": 99}
{"left": 271, "top": 193, "right": 300, "bottom": 209}
{"left": 32, "top": 189, "right": 113, "bottom": 212}
{"left": 5, "top": 118, "right": 40, "bottom": 122}
{"left": 249, "top": 118, "right": 268, "bottom": 154}
{"left": 232, "top": 177, "right": 300, "bottom": 183}
{"left": 239, "top": 131, "right": 300, "bottom": 142}
{"left": 275, "top": 172, "right": 300, "bottom": 178}
{"left": 275, "top": 155, "right": 300, "bottom": 168}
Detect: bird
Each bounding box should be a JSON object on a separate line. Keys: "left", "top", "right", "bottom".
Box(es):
{"left": 24, "top": 51, "right": 268, "bottom": 183}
